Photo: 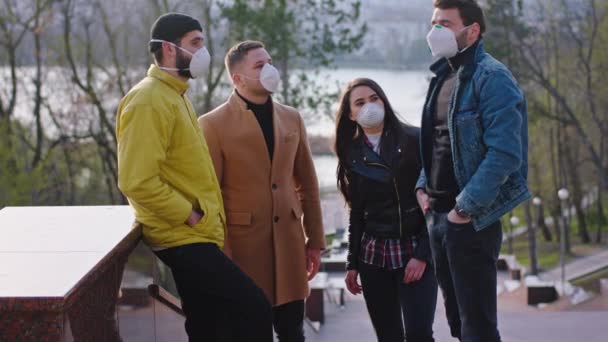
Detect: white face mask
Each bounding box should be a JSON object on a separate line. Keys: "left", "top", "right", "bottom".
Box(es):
{"left": 356, "top": 102, "right": 385, "bottom": 129}
{"left": 150, "top": 39, "right": 211, "bottom": 79}
{"left": 240, "top": 63, "right": 281, "bottom": 93}
{"left": 426, "top": 24, "right": 470, "bottom": 59}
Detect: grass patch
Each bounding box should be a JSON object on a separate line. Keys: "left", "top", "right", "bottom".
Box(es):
{"left": 325, "top": 233, "right": 336, "bottom": 246}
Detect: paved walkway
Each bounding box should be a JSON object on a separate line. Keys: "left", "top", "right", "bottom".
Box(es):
{"left": 302, "top": 271, "right": 608, "bottom": 342}
{"left": 504, "top": 225, "right": 528, "bottom": 240}
{"left": 303, "top": 293, "right": 608, "bottom": 342}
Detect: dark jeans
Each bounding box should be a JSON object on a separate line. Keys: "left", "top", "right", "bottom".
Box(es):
{"left": 155, "top": 243, "right": 273, "bottom": 342}
{"left": 273, "top": 300, "right": 305, "bottom": 342}
{"left": 427, "top": 212, "right": 503, "bottom": 342}
{"left": 358, "top": 260, "right": 438, "bottom": 342}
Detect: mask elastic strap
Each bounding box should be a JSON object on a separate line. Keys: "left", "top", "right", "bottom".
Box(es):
{"left": 458, "top": 45, "right": 471, "bottom": 54}
{"left": 239, "top": 74, "right": 261, "bottom": 81}
{"left": 457, "top": 25, "right": 473, "bottom": 53}
{"left": 149, "top": 39, "right": 194, "bottom": 56}
{"left": 150, "top": 39, "right": 192, "bottom": 71}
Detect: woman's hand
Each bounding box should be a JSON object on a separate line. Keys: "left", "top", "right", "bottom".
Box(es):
{"left": 345, "top": 270, "right": 362, "bottom": 295}
{"left": 403, "top": 258, "right": 427, "bottom": 284}
{"left": 416, "top": 189, "right": 431, "bottom": 214}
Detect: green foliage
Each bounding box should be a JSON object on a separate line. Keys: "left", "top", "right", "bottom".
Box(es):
{"left": 482, "top": 0, "right": 529, "bottom": 75}
{"left": 0, "top": 119, "right": 118, "bottom": 207}
{"left": 0, "top": 120, "right": 45, "bottom": 207}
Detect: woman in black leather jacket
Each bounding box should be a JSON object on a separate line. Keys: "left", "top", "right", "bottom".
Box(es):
{"left": 335, "top": 78, "right": 437, "bottom": 342}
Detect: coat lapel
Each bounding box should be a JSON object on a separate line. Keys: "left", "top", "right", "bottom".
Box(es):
{"left": 228, "top": 92, "right": 272, "bottom": 173}
{"left": 270, "top": 102, "right": 282, "bottom": 177}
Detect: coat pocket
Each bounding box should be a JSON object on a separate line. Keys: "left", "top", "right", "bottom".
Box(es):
{"left": 227, "top": 211, "right": 252, "bottom": 226}
{"left": 284, "top": 131, "right": 299, "bottom": 143}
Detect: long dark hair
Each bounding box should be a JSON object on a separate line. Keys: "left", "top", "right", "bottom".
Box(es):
{"left": 334, "top": 78, "right": 402, "bottom": 205}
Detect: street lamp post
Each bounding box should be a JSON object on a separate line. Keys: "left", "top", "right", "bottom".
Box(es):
{"left": 532, "top": 196, "right": 544, "bottom": 225}
{"left": 509, "top": 215, "right": 520, "bottom": 255}
{"left": 533, "top": 197, "right": 543, "bottom": 230}
{"left": 558, "top": 188, "right": 570, "bottom": 294}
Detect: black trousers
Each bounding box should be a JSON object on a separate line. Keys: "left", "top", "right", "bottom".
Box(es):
{"left": 155, "top": 243, "right": 273, "bottom": 342}
{"left": 428, "top": 212, "right": 503, "bottom": 342}
{"left": 358, "top": 260, "right": 438, "bottom": 342}
{"left": 272, "top": 300, "right": 305, "bottom": 342}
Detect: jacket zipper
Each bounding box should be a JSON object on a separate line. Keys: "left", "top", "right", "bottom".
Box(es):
{"left": 364, "top": 160, "right": 403, "bottom": 239}
{"left": 182, "top": 96, "right": 203, "bottom": 134}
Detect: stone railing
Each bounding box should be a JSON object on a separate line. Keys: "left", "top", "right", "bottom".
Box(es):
{"left": 0, "top": 206, "right": 141, "bottom": 341}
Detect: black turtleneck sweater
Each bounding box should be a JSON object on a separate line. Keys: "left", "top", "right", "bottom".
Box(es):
{"left": 427, "top": 40, "right": 479, "bottom": 211}
{"left": 237, "top": 90, "right": 274, "bottom": 160}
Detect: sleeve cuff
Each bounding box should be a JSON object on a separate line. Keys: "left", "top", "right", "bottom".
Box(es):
{"left": 415, "top": 180, "right": 426, "bottom": 191}
{"left": 455, "top": 189, "right": 483, "bottom": 217}
{"left": 306, "top": 239, "right": 327, "bottom": 250}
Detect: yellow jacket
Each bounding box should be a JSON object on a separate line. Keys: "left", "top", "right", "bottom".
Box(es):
{"left": 116, "top": 64, "right": 225, "bottom": 249}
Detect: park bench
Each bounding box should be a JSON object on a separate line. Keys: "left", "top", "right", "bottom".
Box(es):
{"left": 497, "top": 254, "right": 522, "bottom": 280}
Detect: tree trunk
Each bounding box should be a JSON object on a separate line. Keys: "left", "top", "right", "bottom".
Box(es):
{"left": 1, "top": 119, "right": 18, "bottom": 203}
{"left": 549, "top": 125, "right": 562, "bottom": 241}
{"left": 597, "top": 180, "right": 606, "bottom": 244}
{"left": 531, "top": 128, "right": 552, "bottom": 241}
{"left": 524, "top": 200, "right": 539, "bottom": 275}
{"left": 562, "top": 129, "right": 591, "bottom": 243}
{"left": 537, "top": 203, "right": 552, "bottom": 241}
{"left": 597, "top": 131, "right": 606, "bottom": 243}
{"left": 507, "top": 212, "right": 514, "bottom": 255}
{"left": 280, "top": 56, "right": 290, "bottom": 105}
{"left": 32, "top": 2, "right": 44, "bottom": 169}
{"left": 557, "top": 124, "right": 572, "bottom": 254}
{"left": 63, "top": 146, "right": 77, "bottom": 205}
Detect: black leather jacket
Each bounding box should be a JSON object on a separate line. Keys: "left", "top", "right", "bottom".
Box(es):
{"left": 345, "top": 124, "right": 431, "bottom": 270}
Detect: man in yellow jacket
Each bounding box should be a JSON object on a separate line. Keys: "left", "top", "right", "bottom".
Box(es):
{"left": 116, "top": 13, "right": 271, "bottom": 341}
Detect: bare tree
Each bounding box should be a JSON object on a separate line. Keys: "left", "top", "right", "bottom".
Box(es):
{"left": 516, "top": 1, "right": 607, "bottom": 187}
{"left": 61, "top": 0, "right": 123, "bottom": 203}
{"left": 28, "top": 0, "right": 55, "bottom": 168}
{"left": 524, "top": 200, "right": 539, "bottom": 275}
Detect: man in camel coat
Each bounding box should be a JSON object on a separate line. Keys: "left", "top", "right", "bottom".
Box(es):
{"left": 198, "top": 40, "right": 326, "bottom": 341}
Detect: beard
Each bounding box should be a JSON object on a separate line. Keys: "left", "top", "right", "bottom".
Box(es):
{"left": 456, "top": 28, "right": 470, "bottom": 51}
{"left": 176, "top": 50, "right": 193, "bottom": 79}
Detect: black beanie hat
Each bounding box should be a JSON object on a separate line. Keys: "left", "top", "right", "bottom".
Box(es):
{"left": 149, "top": 13, "right": 203, "bottom": 53}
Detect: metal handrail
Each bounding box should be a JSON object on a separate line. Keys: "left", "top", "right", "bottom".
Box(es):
{"left": 147, "top": 284, "right": 185, "bottom": 317}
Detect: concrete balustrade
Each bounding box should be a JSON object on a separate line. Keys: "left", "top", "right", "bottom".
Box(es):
{"left": 0, "top": 206, "right": 140, "bottom": 341}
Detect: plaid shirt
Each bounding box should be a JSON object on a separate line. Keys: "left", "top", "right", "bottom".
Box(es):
{"left": 360, "top": 232, "right": 416, "bottom": 270}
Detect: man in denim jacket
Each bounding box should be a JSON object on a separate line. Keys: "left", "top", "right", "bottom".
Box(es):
{"left": 416, "top": 1, "right": 530, "bottom": 341}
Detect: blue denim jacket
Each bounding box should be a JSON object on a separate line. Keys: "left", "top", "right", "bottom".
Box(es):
{"left": 416, "top": 40, "right": 530, "bottom": 231}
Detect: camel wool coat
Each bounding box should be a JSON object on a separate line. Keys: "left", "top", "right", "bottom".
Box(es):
{"left": 198, "top": 92, "right": 326, "bottom": 306}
